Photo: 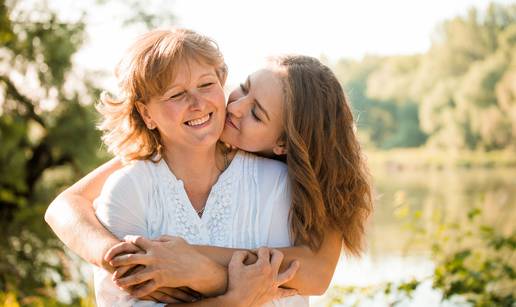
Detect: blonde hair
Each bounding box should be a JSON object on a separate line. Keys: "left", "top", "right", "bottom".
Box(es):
{"left": 272, "top": 55, "right": 373, "bottom": 255}
{"left": 97, "top": 28, "right": 227, "bottom": 162}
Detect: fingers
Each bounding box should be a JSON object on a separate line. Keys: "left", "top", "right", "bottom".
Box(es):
{"left": 124, "top": 235, "right": 153, "bottom": 250}
{"left": 276, "top": 260, "right": 300, "bottom": 285}
{"left": 112, "top": 264, "right": 141, "bottom": 280}
{"left": 176, "top": 286, "right": 202, "bottom": 298}
{"left": 229, "top": 250, "right": 250, "bottom": 269}
{"left": 115, "top": 269, "right": 153, "bottom": 289}
{"left": 255, "top": 247, "right": 271, "bottom": 265}
{"left": 155, "top": 287, "right": 199, "bottom": 303}
{"left": 269, "top": 249, "right": 284, "bottom": 273}
{"left": 110, "top": 253, "right": 149, "bottom": 267}
{"left": 130, "top": 279, "right": 159, "bottom": 298}
{"left": 147, "top": 292, "right": 182, "bottom": 304}
{"left": 105, "top": 241, "right": 142, "bottom": 262}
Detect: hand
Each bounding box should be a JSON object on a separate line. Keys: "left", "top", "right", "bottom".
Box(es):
{"left": 119, "top": 264, "right": 200, "bottom": 303}
{"left": 104, "top": 240, "right": 144, "bottom": 278}
{"left": 109, "top": 235, "right": 221, "bottom": 298}
{"left": 141, "top": 287, "right": 202, "bottom": 303}
{"left": 224, "top": 247, "right": 299, "bottom": 307}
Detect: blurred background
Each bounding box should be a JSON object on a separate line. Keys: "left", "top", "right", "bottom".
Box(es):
{"left": 0, "top": 0, "right": 515, "bottom": 306}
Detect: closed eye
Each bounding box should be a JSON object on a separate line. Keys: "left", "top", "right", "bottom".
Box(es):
{"left": 251, "top": 107, "right": 261, "bottom": 121}
{"left": 200, "top": 82, "right": 214, "bottom": 88}
{"left": 239, "top": 83, "right": 248, "bottom": 94}
{"left": 170, "top": 91, "right": 185, "bottom": 99}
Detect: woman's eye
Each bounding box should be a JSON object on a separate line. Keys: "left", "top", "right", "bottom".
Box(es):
{"left": 169, "top": 91, "right": 185, "bottom": 100}
{"left": 200, "top": 82, "right": 214, "bottom": 88}
{"left": 239, "top": 83, "right": 248, "bottom": 94}
{"left": 251, "top": 108, "right": 261, "bottom": 122}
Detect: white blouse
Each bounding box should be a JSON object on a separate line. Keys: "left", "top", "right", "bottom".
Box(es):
{"left": 93, "top": 151, "right": 308, "bottom": 307}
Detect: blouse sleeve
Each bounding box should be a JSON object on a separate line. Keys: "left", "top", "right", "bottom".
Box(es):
{"left": 93, "top": 165, "right": 163, "bottom": 307}
{"left": 94, "top": 166, "right": 148, "bottom": 239}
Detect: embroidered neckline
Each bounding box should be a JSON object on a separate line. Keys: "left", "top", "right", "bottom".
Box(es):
{"left": 149, "top": 151, "right": 243, "bottom": 244}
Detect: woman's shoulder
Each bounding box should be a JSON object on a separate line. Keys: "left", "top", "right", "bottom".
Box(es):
{"left": 238, "top": 151, "right": 287, "bottom": 176}
{"left": 235, "top": 151, "right": 289, "bottom": 192}
{"left": 103, "top": 159, "right": 159, "bottom": 193}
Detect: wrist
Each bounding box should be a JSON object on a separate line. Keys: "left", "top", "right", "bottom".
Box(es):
{"left": 187, "top": 255, "right": 227, "bottom": 296}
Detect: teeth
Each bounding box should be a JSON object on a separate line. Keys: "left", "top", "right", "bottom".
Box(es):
{"left": 186, "top": 114, "right": 210, "bottom": 126}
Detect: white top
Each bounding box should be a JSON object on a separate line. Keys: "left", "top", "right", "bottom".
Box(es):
{"left": 93, "top": 151, "right": 309, "bottom": 307}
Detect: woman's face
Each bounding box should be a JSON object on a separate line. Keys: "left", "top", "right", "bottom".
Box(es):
{"left": 140, "top": 59, "right": 226, "bottom": 151}
{"left": 220, "top": 67, "right": 286, "bottom": 157}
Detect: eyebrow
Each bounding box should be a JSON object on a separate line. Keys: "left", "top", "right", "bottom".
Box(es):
{"left": 248, "top": 77, "right": 271, "bottom": 121}
{"left": 163, "top": 73, "right": 217, "bottom": 95}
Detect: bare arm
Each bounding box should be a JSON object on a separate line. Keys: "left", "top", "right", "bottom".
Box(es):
{"left": 111, "top": 229, "right": 342, "bottom": 296}
{"left": 44, "top": 158, "right": 230, "bottom": 297}
{"left": 44, "top": 158, "right": 123, "bottom": 270}
{"left": 167, "top": 249, "right": 299, "bottom": 307}
{"left": 193, "top": 228, "right": 342, "bottom": 295}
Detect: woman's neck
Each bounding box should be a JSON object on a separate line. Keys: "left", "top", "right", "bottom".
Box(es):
{"left": 162, "top": 144, "right": 224, "bottom": 210}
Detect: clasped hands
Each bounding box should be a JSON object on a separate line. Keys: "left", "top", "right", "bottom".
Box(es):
{"left": 104, "top": 235, "right": 300, "bottom": 305}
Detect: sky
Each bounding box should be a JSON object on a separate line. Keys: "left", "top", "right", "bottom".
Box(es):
{"left": 69, "top": 0, "right": 514, "bottom": 90}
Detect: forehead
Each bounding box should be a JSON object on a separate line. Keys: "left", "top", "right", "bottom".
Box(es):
{"left": 169, "top": 58, "right": 218, "bottom": 86}
{"left": 249, "top": 68, "right": 284, "bottom": 115}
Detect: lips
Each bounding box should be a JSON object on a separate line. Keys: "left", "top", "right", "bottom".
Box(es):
{"left": 185, "top": 113, "right": 212, "bottom": 126}
{"left": 225, "top": 114, "right": 239, "bottom": 130}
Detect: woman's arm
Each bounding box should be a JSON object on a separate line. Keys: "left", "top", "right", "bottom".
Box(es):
{"left": 44, "top": 158, "right": 123, "bottom": 270}
{"left": 173, "top": 249, "right": 298, "bottom": 307}
{"left": 110, "top": 228, "right": 342, "bottom": 296}
{"left": 45, "top": 158, "right": 229, "bottom": 298}
{"left": 163, "top": 249, "right": 297, "bottom": 307}
{"left": 194, "top": 228, "right": 342, "bottom": 295}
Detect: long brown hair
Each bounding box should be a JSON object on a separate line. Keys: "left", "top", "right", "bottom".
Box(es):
{"left": 273, "top": 55, "right": 373, "bottom": 255}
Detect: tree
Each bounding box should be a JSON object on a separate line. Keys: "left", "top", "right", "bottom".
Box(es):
{"left": 333, "top": 2, "right": 516, "bottom": 151}
{"left": 0, "top": 0, "right": 107, "bottom": 302}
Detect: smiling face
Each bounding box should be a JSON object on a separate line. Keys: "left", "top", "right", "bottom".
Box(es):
{"left": 220, "top": 67, "right": 286, "bottom": 157}
{"left": 137, "top": 59, "right": 226, "bottom": 151}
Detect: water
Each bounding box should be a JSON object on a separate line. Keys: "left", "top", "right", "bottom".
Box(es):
{"left": 312, "top": 167, "right": 516, "bottom": 306}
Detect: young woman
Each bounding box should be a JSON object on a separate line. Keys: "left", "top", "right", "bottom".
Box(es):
{"left": 45, "top": 29, "right": 373, "bottom": 306}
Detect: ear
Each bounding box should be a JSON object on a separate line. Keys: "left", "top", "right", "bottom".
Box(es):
{"left": 272, "top": 140, "right": 287, "bottom": 156}
{"left": 135, "top": 101, "right": 156, "bottom": 129}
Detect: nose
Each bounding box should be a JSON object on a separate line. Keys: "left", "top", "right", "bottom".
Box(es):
{"left": 187, "top": 91, "right": 204, "bottom": 111}
{"left": 226, "top": 96, "right": 248, "bottom": 118}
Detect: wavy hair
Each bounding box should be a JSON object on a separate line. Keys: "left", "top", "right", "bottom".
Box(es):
{"left": 96, "top": 28, "right": 227, "bottom": 162}
{"left": 272, "top": 55, "right": 373, "bottom": 255}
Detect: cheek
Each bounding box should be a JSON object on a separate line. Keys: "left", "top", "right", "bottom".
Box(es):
{"left": 239, "top": 122, "right": 275, "bottom": 151}
{"left": 154, "top": 104, "right": 183, "bottom": 124}
{"left": 210, "top": 88, "right": 226, "bottom": 108}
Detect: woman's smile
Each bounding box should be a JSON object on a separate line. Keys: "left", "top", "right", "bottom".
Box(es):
{"left": 185, "top": 112, "right": 213, "bottom": 128}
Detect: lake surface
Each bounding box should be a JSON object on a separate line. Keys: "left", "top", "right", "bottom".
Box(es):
{"left": 313, "top": 167, "right": 516, "bottom": 306}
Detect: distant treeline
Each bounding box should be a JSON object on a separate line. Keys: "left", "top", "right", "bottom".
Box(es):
{"left": 332, "top": 3, "right": 516, "bottom": 151}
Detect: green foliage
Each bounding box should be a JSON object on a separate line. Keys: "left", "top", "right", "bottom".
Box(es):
{"left": 0, "top": 0, "right": 176, "bottom": 303}
{"left": 337, "top": 57, "right": 428, "bottom": 149}
{"left": 333, "top": 2, "right": 516, "bottom": 151}
{"left": 327, "top": 203, "right": 516, "bottom": 306}
{"left": 0, "top": 0, "right": 105, "bottom": 303}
